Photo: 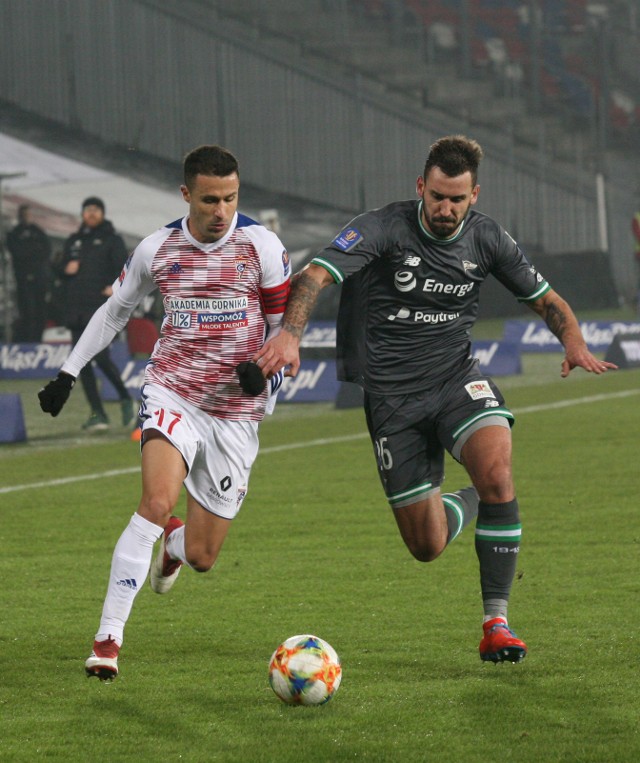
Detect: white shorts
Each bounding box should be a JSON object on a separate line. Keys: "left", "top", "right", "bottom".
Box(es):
{"left": 139, "top": 383, "right": 259, "bottom": 519}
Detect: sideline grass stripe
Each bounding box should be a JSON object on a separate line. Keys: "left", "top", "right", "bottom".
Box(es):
{"left": 2, "top": 388, "right": 638, "bottom": 495}
{"left": 0, "top": 433, "right": 369, "bottom": 495}
{"left": 513, "top": 389, "right": 639, "bottom": 414}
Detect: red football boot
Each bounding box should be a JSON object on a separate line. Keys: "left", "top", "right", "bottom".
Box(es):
{"left": 85, "top": 636, "right": 120, "bottom": 680}
{"left": 479, "top": 617, "right": 527, "bottom": 663}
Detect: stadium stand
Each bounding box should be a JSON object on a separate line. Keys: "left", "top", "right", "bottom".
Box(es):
{"left": 209, "top": 0, "right": 640, "bottom": 160}
{"left": 1, "top": 0, "right": 638, "bottom": 335}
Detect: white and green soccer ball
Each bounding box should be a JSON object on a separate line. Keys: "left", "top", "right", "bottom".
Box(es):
{"left": 268, "top": 634, "right": 342, "bottom": 706}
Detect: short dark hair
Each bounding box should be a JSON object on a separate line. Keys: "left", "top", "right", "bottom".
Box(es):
{"left": 183, "top": 145, "right": 239, "bottom": 188}
{"left": 423, "top": 135, "right": 484, "bottom": 186}
{"left": 82, "top": 196, "right": 105, "bottom": 213}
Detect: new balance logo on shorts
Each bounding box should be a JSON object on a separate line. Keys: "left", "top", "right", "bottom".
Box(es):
{"left": 116, "top": 578, "right": 138, "bottom": 590}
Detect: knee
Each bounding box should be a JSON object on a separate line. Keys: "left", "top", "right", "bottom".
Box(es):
{"left": 405, "top": 539, "right": 445, "bottom": 563}
{"left": 475, "top": 462, "right": 513, "bottom": 503}
{"left": 186, "top": 553, "right": 216, "bottom": 573}
{"left": 185, "top": 538, "right": 219, "bottom": 572}
{"left": 138, "top": 495, "right": 176, "bottom": 527}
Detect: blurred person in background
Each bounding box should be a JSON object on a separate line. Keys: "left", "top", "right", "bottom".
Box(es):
{"left": 58, "top": 196, "right": 135, "bottom": 431}
{"left": 254, "top": 134, "right": 617, "bottom": 665}
{"left": 6, "top": 203, "right": 51, "bottom": 342}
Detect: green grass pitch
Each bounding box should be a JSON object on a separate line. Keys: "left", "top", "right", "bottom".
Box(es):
{"left": 1, "top": 356, "right": 639, "bottom": 762}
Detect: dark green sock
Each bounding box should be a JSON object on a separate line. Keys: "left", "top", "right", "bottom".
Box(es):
{"left": 475, "top": 499, "right": 521, "bottom": 613}
{"left": 442, "top": 487, "right": 479, "bottom": 544}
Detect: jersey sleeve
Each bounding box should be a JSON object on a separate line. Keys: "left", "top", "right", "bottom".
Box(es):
{"left": 311, "top": 212, "right": 386, "bottom": 283}
{"left": 61, "top": 232, "right": 159, "bottom": 377}
{"left": 241, "top": 226, "right": 291, "bottom": 319}
{"left": 489, "top": 225, "right": 550, "bottom": 303}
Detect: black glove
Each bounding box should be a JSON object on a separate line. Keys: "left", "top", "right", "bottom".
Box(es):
{"left": 235, "top": 361, "right": 266, "bottom": 396}
{"left": 38, "top": 372, "right": 76, "bottom": 416}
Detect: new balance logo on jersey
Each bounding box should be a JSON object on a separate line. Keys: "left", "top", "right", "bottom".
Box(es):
{"left": 116, "top": 578, "right": 138, "bottom": 590}
{"left": 403, "top": 255, "right": 421, "bottom": 267}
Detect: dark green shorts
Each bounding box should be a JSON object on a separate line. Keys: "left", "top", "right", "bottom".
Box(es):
{"left": 363, "top": 361, "right": 514, "bottom": 508}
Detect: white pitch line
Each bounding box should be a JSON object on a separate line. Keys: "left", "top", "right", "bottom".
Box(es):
{"left": 1, "top": 388, "right": 638, "bottom": 495}
{"left": 512, "top": 388, "right": 640, "bottom": 413}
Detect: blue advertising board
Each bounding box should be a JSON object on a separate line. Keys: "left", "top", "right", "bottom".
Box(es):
{"left": 0, "top": 330, "right": 521, "bottom": 409}
{"left": 0, "top": 343, "right": 72, "bottom": 379}
{"left": 503, "top": 320, "right": 640, "bottom": 353}
{"left": 278, "top": 360, "right": 340, "bottom": 403}
{"left": 471, "top": 341, "right": 521, "bottom": 376}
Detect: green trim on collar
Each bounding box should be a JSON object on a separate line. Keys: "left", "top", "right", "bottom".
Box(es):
{"left": 417, "top": 200, "right": 466, "bottom": 243}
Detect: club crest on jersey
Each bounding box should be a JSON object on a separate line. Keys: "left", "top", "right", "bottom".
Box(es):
{"left": 464, "top": 380, "right": 494, "bottom": 400}
{"left": 332, "top": 227, "right": 363, "bottom": 252}
{"left": 170, "top": 262, "right": 182, "bottom": 275}
{"left": 235, "top": 254, "right": 249, "bottom": 278}
{"left": 462, "top": 260, "right": 477, "bottom": 273}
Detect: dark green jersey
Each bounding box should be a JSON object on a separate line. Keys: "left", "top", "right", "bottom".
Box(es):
{"left": 311, "top": 200, "right": 550, "bottom": 393}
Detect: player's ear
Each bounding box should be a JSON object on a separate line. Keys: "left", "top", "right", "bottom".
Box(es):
{"left": 180, "top": 184, "right": 190, "bottom": 203}
{"left": 470, "top": 184, "right": 480, "bottom": 205}
{"left": 416, "top": 176, "right": 425, "bottom": 197}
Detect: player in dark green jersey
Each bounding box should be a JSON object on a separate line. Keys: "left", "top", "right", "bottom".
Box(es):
{"left": 254, "top": 135, "right": 617, "bottom": 663}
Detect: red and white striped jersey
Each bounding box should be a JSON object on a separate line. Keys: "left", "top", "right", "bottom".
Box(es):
{"left": 62, "top": 212, "right": 290, "bottom": 421}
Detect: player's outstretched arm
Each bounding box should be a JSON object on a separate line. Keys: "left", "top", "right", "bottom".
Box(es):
{"left": 38, "top": 371, "right": 76, "bottom": 416}
{"left": 527, "top": 289, "right": 618, "bottom": 377}
{"left": 253, "top": 264, "right": 333, "bottom": 378}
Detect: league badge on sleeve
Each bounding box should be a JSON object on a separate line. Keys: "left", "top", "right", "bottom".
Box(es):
{"left": 118, "top": 253, "right": 133, "bottom": 285}
{"left": 332, "top": 227, "right": 363, "bottom": 252}
{"left": 282, "top": 249, "right": 290, "bottom": 276}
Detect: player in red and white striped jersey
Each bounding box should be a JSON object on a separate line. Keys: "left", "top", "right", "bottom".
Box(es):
{"left": 38, "top": 145, "right": 291, "bottom": 680}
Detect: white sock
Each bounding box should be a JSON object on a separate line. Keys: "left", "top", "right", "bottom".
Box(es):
{"left": 165, "top": 524, "right": 187, "bottom": 564}
{"left": 95, "top": 513, "right": 163, "bottom": 646}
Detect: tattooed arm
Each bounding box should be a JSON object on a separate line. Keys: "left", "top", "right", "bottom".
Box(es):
{"left": 527, "top": 289, "right": 617, "bottom": 377}
{"left": 253, "top": 264, "right": 334, "bottom": 378}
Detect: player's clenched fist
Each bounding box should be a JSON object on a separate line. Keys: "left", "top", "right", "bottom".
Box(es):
{"left": 38, "top": 372, "right": 76, "bottom": 416}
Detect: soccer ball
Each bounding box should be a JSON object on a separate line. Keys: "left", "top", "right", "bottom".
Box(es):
{"left": 268, "top": 634, "right": 342, "bottom": 706}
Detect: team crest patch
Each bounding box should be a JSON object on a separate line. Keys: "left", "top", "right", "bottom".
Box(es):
{"left": 235, "top": 254, "right": 249, "bottom": 278}
{"left": 464, "top": 380, "right": 494, "bottom": 400}
{"left": 332, "top": 227, "right": 363, "bottom": 252}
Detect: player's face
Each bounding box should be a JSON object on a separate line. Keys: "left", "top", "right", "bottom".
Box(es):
{"left": 417, "top": 167, "right": 479, "bottom": 239}
{"left": 182, "top": 173, "right": 239, "bottom": 243}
